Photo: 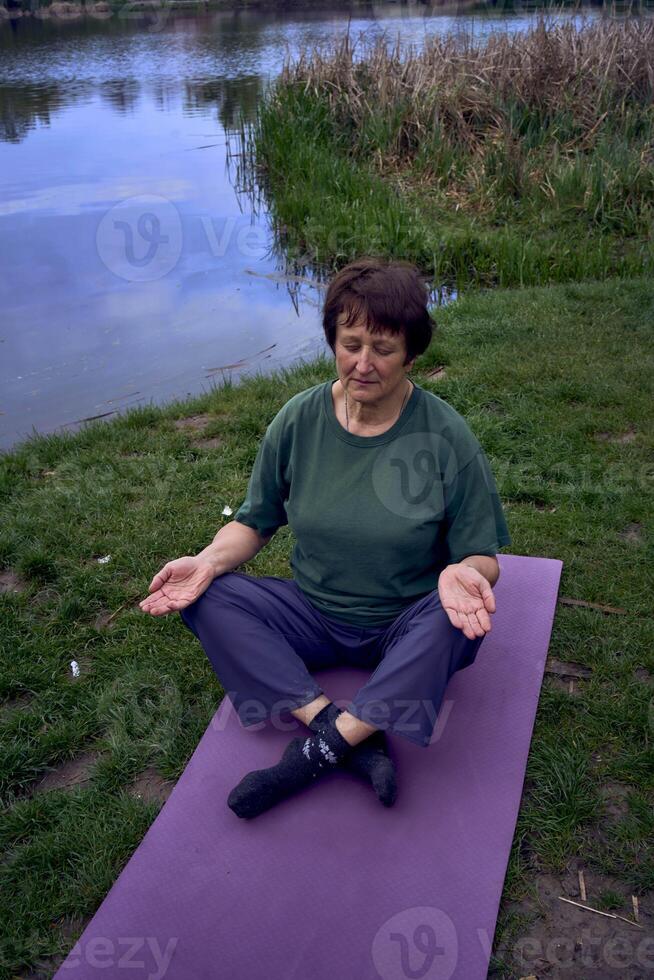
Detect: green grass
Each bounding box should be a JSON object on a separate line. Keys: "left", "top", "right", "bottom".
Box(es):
{"left": 234, "top": 18, "right": 654, "bottom": 288}
{"left": 1, "top": 275, "right": 653, "bottom": 975}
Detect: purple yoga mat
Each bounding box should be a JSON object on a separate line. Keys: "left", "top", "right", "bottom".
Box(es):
{"left": 54, "top": 553, "right": 562, "bottom": 980}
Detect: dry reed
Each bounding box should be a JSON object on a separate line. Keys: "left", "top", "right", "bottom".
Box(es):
{"left": 278, "top": 18, "right": 654, "bottom": 161}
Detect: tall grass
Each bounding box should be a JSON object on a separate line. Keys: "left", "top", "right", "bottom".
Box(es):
{"left": 237, "top": 17, "right": 654, "bottom": 286}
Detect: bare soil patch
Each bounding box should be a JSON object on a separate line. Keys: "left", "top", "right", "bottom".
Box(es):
{"left": 543, "top": 655, "right": 593, "bottom": 699}
{"left": 595, "top": 427, "right": 638, "bottom": 445}
{"left": 0, "top": 569, "right": 27, "bottom": 595}
{"left": 33, "top": 751, "right": 103, "bottom": 794}
{"left": 32, "top": 586, "right": 60, "bottom": 605}
{"left": 173, "top": 414, "right": 212, "bottom": 432}
{"left": 93, "top": 609, "right": 116, "bottom": 630}
{"left": 545, "top": 658, "right": 593, "bottom": 680}
{"left": 498, "top": 865, "right": 652, "bottom": 979}
{"left": 0, "top": 693, "right": 33, "bottom": 718}
{"left": 128, "top": 766, "right": 175, "bottom": 805}
{"left": 543, "top": 675, "right": 588, "bottom": 697}
{"left": 598, "top": 781, "right": 633, "bottom": 823}
{"left": 194, "top": 436, "right": 224, "bottom": 451}
{"left": 18, "top": 915, "right": 92, "bottom": 980}
{"left": 618, "top": 522, "right": 644, "bottom": 545}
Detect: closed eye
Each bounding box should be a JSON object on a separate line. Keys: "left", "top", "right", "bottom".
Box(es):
{"left": 343, "top": 347, "right": 393, "bottom": 355}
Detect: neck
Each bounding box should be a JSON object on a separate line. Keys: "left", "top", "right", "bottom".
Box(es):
{"left": 344, "top": 377, "right": 411, "bottom": 428}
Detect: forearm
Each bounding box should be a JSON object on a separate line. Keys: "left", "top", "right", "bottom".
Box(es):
{"left": 196, "top": 520, "right": 272, "bottom": 577}
{"left": 458, "top": 554, "right": 500, "bottom": 587}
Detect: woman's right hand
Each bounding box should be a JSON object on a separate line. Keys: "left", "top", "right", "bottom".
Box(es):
{"left": 139, "top": 556, "right": 216, "bottom": 617}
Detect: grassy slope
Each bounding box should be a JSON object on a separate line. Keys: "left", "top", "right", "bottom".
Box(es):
{"left": 0, "top": 276, "right": 653, "bottom": 974}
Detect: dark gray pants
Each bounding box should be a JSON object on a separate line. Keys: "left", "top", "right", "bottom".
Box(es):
{"left": 180, "top": 572, "right": 485, "bottom": 747}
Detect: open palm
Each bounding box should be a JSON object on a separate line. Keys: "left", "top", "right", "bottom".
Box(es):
{"left": 139, "top": 556, "right": 215, "bottom": 617}
{"left": 438, "top": 564, "right": 496, "bottom": 640}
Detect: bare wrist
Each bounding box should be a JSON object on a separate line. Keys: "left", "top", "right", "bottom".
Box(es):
{"left": 460, "top": 555, "right": 499, "bottom": 587}
{"left": 195, "top": 546, "right": 225, "bottom": 578}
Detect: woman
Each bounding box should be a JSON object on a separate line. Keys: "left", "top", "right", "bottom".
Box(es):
{"left": 140, "top": 257, "right": 511, "bottom": 820}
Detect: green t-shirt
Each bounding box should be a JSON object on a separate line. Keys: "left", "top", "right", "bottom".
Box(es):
{"left": 233, "top": 379, "right": 511, "bottom": 627}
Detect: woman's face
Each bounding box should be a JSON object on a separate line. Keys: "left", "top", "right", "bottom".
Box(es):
{"left": 334, "top": 312, "right": 415, "bottom": 402}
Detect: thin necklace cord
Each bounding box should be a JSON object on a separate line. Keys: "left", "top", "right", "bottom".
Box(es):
{"left": 345, "top": 378, "right": 411, "bottom": 433}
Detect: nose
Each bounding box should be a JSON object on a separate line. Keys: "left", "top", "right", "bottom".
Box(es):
{"left": 355, "top": 349, "right": 373, "bottom": 374}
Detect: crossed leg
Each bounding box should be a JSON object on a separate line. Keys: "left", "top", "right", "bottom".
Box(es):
{"left": 179, "top": 571, "right": 483, "bottom": 816}
{"left": 292, "top": 694, "right": 379, "bottom": 746}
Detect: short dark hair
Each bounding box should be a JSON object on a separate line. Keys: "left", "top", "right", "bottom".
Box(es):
{"left": 322, "top": 257, "right": 435, "bottom": 364}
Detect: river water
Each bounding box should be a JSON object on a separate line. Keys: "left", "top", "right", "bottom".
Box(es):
{"left": 0, "top": 3, "right": 596, "bottom": 451}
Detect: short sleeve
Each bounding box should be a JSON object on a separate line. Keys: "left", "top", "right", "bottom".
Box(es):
{"left": 233, "top": 417, "right": 289, "bottom": 538}
{"left": 443, "top": 449, "right": 511, "bottom": 564}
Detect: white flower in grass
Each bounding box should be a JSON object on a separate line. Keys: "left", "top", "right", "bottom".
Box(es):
{"left": 70, "top": 660, "right": 80, "bottom": 677}
{"left": 221, "top": 505, "right": 233, "bottom": 516}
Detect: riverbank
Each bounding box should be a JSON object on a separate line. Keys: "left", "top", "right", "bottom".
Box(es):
{"left": 0, "top": 0, "right": 417, "bottom": 23}
{"left": 241, "top": 17, "right": 654, "bottom": 288}
{"left": 0, "top": 0, "right": 636, "bottom": 23}
{"left": 1, "top": 274, "right": 653, "bottom": 976}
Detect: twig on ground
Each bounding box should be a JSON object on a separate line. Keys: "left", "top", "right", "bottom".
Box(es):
{"left": 558, "top": 896, "right": 644, "bottom": 928}
{"left": 558, "top": 597, "right": 627, "bottom": 615}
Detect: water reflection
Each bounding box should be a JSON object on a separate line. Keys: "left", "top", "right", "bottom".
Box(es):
{"left": 0, "top": 81, "right": 81, "bottom": 142}
{"left": 0, "top": 74, "right": 267, "bottom": 145}
{"left": 184, "top": 76, "right": 265, "bottom": 128}
{"left": 100, "top": 78, "right": 141, "bottom": 114}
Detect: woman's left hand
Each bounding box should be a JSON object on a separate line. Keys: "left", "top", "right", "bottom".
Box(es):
{"left": 437, "top": 563, "right": 496, "bottom": 640}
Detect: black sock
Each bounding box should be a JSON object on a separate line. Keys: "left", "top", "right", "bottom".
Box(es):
{"left": 309, "top": 702, "right": 397, "bottom": 808}
{"left": 227, "top": 714, "right": 354, "bottom": 819}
